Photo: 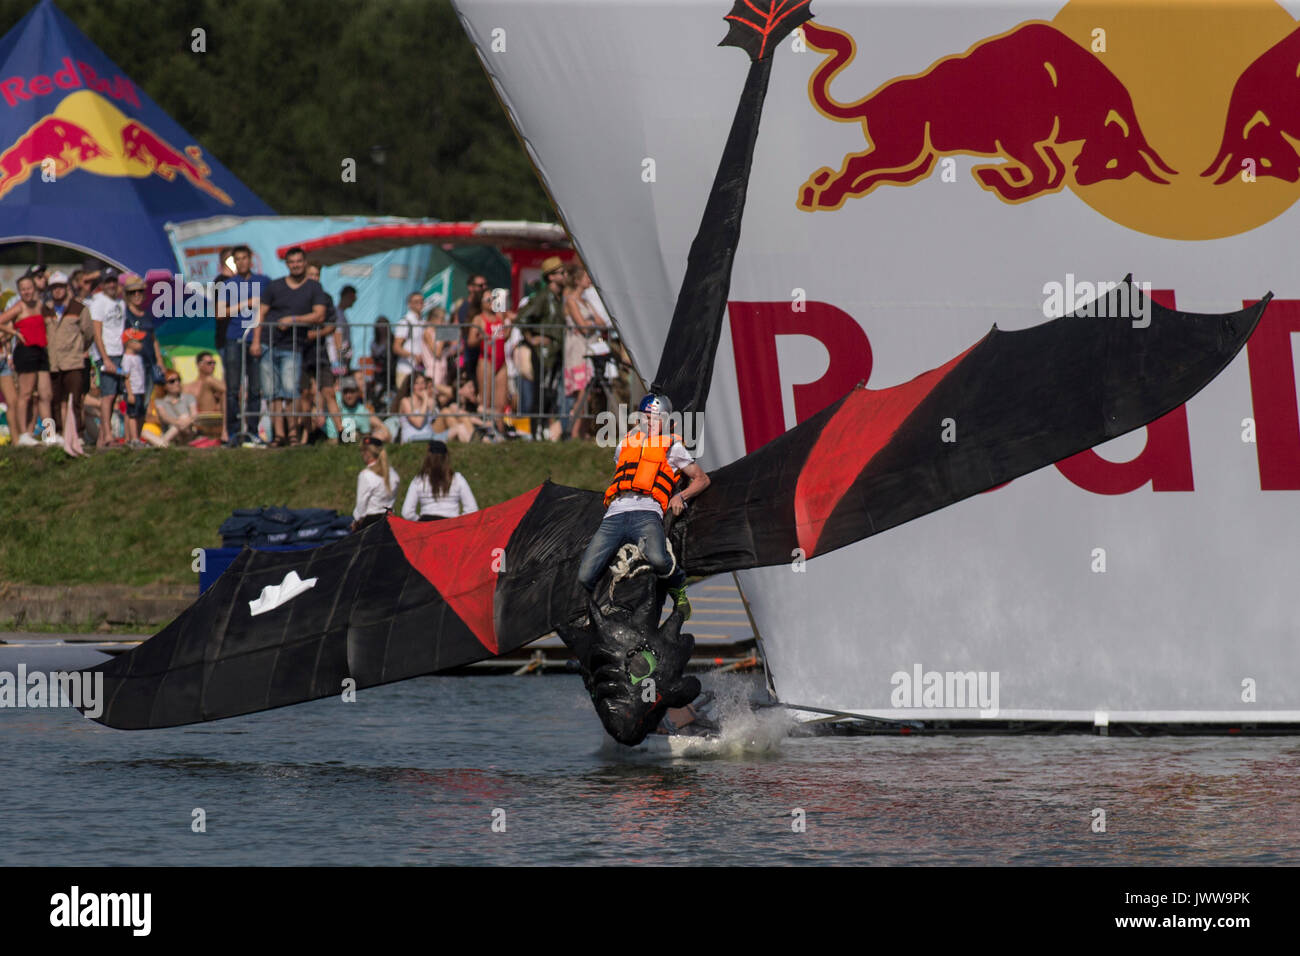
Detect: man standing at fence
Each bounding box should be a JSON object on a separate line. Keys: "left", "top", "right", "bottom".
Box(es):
{"left": 215, "top": 245, "right": 269, "bottom": 446}
{"left": 514, "top": 257, "right": 565, "bottom": 437}
{"left": 252, "top": 246, "right": 327, "bottom": 447}
{"left": 88, "top": 268, "right": 125, "bottom": 448}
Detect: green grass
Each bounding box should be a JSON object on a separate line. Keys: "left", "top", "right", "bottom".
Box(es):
{"left": 0, "top": 441, "right": 612, "bottom": 588}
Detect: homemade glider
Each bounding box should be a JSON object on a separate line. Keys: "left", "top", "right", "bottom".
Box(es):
{"left": 82, "top": 2, "right": 1270, "bottom": 744}
{"left": 82, "top": 280, "right": 1267, "bottom": 734}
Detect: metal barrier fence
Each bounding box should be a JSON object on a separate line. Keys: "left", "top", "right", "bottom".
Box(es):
{"left": 222, "top": 320, "right": 637, "bottom": 444}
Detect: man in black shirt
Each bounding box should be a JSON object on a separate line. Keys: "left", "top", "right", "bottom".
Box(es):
{"left": 251, "top": 246, "right": 327, "bottom": 446}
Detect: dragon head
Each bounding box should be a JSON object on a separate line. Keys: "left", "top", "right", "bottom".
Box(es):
{"left": 557, "top": 547, "right": 700, "bottom": 746}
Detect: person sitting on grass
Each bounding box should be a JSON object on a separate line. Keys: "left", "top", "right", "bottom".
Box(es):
{"left": 155, "top": 369, "right": 200, "bottom": 446}
{"left": 325, "top": 375, "right": 391, "bottom": 444}
{"left": 400, "top": 439, "right": 478, "bottom": 521}
{"left": 184, "top": 351, "right": 225, "bottom": 439}
{"left": 430, "top": 377, "right": 486, "bottom": 443}
{"left": 289, "top": 374, "right": 327, "bottom": 445}
{"left": 398, "top": 372, "right": 438, "bottom": 443}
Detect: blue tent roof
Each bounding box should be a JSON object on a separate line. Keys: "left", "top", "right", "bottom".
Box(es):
{"left": 0, "top": 0, "right": 273, "bottom": 272}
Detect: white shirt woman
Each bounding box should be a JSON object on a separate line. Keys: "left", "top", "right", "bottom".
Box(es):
{"left": 352, "top": 437, "right": 400, "bottom": 526}
{"left": 401, "top": 471, "right": 477, "bottom": 520}
{"left": 400, "top": 440, "right": 478, "bottom": 520}
{"left": 355, "top": 466, "right": 401, "bottom": 520}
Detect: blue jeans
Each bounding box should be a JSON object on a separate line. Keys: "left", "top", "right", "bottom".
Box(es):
{"left": 260, "top": 346, "right": 301, "bottom": 401}
{"left": 517, "top": 375, "right": 536, "bottom": 417}
{"left": 578, "top": 508, "right": 684, "bottom": 592}
{"left": 555, "top": 388, "right": 575, "bottom": 432}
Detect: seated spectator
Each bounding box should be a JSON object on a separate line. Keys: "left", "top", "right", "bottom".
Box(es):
{"left": 351, "top": 435, "right": 398, "bottom": 531}
{"left": 398, "top": 372, "right": 438, "bottom": 443}
{"left": 401, "top": 440, "right": 478, "bottom": 521}
{"left": 289, "top": 374, "right": 326, "bottom": 445}
{"left": 325, "top": 375, "right": 391, "bottom": 443}
{"left": 155, "top": 370, "right": 200, "bottom": 446}
{"left": 81, "top": 378, "right": 104, "bottom": 444}
{"left": 184, "top": 351, "right": 225, "bottom": 439}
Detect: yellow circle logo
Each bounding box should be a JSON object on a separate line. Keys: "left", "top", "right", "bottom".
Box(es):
{"left": 1055, "top": 0, "right": 1300, "bottom": 239}
{"left": 798, "top": 0, "right": 1300, "bottom": 240}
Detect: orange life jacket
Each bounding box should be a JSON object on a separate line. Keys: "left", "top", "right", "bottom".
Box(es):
{"left": 604, "top": 431, "right": 681, "bottom": 509}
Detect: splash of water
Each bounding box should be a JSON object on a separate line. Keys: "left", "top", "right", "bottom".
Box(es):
{"left": 685, "top": 673, "right": 795, "bottom": 758}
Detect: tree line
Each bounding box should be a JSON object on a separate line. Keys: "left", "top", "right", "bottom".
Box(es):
{"left": 0, "top": 0, "right": 554, "bottom": 221}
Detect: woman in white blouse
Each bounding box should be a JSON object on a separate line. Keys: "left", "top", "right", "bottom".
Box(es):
{"left": 351, "top": 436, "right": 400, "bottom": 531}
{"left": 401, "top": 439, "right": 478, "bottom": 521}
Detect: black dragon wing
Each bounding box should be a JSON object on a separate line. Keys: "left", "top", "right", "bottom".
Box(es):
{"left": 86, "top": 483, "right": 604, "bottom": 729}
{"left": 676, "top": 282, "right": 1269, "bottom": 573}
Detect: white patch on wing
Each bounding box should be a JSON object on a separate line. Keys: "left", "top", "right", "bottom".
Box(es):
{"left": 248, "top": 570, "right": 319, "bottom": 616}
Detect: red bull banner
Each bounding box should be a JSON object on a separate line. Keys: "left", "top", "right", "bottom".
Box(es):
{"left": 0, "top": 0, "right": 272, "bottom": 272}
{"left": 455, "top": 0, "right": 1300, "bottom": 721}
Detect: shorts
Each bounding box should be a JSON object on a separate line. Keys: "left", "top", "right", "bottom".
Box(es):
{"left": 98, "top": 358, "right": 126, "bottom": 398}
{"left": 0, "top": 353, "right": 10, "bottom": 376}
{"left": 310, "top": 362, "right": 336, "bottom": 389}
{"left": 125, "top": 395, "right": 147, "bottom": 420}
{"left": 13, "top": 343, "right": 49, "bottom": 374}
{"left": 259, "top": 347, "right": 302, "bottom": 401}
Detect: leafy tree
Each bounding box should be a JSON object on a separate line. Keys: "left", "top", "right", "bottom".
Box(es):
{"left": 0, "top": 0, "right": 555, "bottom": 220}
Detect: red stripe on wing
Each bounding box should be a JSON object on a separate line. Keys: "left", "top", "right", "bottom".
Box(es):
{"left": 794, "top": 345, "right": 974, "bottom": 557}
{"left": 387, "top": 485, "right": 544, "bottom": 655}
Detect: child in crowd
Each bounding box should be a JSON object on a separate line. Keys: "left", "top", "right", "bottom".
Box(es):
{"left": 121, "top": 329, "right": 148, "bottom": 446}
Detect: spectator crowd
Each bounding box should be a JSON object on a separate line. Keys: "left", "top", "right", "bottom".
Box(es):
{"left": 0, "top": 250, "right": 634, "bottom": 453}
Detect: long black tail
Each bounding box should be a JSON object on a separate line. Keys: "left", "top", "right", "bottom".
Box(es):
{"left": 651, "top": 2, "right": 813, "bottom": 425}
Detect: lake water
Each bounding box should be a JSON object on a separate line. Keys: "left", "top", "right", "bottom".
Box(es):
{"left": 2, "top": 645, "right": 1297, "bottom": 866}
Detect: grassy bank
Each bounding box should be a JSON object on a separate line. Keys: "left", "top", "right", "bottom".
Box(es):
{"left": 0, "top": 441, "right": 611, "bottom": 588}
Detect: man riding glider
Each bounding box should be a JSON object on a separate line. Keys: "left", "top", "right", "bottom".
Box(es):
{"left": 577, "top": 393, "right": 710, "bottom": 620}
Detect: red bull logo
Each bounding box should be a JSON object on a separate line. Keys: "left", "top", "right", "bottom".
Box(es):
{"left": 120, "top": 120, "right": 231, "bottom": 204}
{"left": 798, "top": 20, "right": 1175, "bottom": 209}
{"left": 0, "top": 56, "right": 138, "bottom": 109}
{"left": 1202, "top": 24, "right": 1300, "bottom": 185}
{"left": 797, "top": 0, "right": 1300, "bottom": 240}
{"left": 0, "top": 115, "right": 109, "bottom": 195}
{"left": 0, "top": 89, "right": 233, "bottom": 205}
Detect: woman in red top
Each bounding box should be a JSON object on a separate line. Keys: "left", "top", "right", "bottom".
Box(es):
{"left": 473, "top": 292, "right": 513, "bottom": 436}
{"left": 0, "top": 275, "right": 52, "bottom": 441}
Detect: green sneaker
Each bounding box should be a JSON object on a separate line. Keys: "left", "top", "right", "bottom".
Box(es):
{"left": 669, "top": 586, "right": 691, "bottom": 621}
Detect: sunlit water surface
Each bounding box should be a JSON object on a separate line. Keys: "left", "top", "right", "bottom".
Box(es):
{"left": 2, "top": 647, "right": 1296, "bottom": 865}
